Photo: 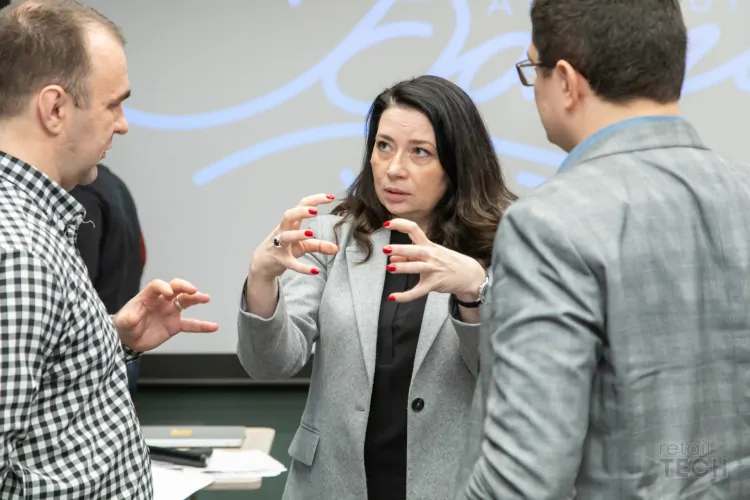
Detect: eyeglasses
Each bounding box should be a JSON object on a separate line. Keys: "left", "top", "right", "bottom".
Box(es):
{"left": 515, "top": 59, "right": 542, "bottom": 87}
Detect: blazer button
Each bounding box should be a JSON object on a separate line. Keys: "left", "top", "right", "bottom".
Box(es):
{"left": 411, "top": 398, "right": 424, "bottom": 412}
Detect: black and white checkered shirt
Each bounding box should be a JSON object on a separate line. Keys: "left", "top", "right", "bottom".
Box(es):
{"left": 0, "top": 153, "right": 152, "bottom": 498}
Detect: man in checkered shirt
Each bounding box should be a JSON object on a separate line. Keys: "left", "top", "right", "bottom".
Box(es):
{"left": 0, "top": 1, "right": 219, "bottom": 498}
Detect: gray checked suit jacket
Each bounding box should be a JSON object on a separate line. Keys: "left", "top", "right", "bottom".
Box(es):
{"left": 458, "top": 116, "right": 750, "bottom": 499}
{"left": 238, "top": 215, "right": 480, "bottom": 500}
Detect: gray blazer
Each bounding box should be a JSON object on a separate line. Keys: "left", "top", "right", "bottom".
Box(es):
{"left": 458, "top": 117, "right": 750, "bottom": 499}
{"left": 238, "top": 214, "right": 480, "bottom": 500}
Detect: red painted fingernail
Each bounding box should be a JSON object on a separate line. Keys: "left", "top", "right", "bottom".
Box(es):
{"left": 305, "top": 230, "right": 314, "bottom": 237}
{"left": 386, "top": 265, "right": 396, "bottom": 272}
{"left": 326, "top": 194, "right": 335, "bottom": 200}
{"left": 383, "top": 221, "right": 390, "bottom": 227}
{"left": 383, "top": 247, "right": 392, "bottom": 254}
{"left": 388, "top": 294, "right": 395, "bottom": 301}
{"left": 309, "top": 208, "right": 318, "bottom": 215}
{"left": 311, "top": 268, "right": 320, "bottom": 275}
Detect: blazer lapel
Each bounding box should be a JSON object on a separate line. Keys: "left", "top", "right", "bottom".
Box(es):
{"left": 346, "top": 229, "right": 390, "bottom": 386}
{"left": 412, "top": 291, "right": 449, "bottom": 379}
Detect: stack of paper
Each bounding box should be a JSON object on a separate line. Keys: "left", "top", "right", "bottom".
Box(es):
{"left": 202, "top": 449, "right": 288, "bottom": 478}
{"left": 151, "top": 449, "right": 287, "bottom": 488}
{"left": 152, "top": 465, "right": 215, "bottom": 500}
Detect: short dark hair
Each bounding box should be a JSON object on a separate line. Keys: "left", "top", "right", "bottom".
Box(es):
{"left": 531, "top": 0, "right": 687, "bottom": 103}
{"left": 0, "top": 0, "right": 125, "bottom": 119}
{"left": 331, "top": 75, "right": 517, "bottom": 267}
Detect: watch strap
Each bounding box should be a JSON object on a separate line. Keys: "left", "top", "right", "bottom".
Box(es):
{"left": 454, "top": 271, "right": 489, "bottom": 308}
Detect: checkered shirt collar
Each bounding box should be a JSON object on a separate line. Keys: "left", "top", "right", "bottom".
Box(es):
{"left": 0, "top": 151, "right": 86, "bottom": 232}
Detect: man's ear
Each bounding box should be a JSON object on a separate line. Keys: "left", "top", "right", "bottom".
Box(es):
{"left": 37, "top": 85, "right": 70, "bottom": 135}
{"left": 554, "top": 60, "right": 586, "bottom": 111}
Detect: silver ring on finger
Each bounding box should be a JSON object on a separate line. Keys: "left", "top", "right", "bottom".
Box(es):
{"left": 273, "top": 234, "right": 283, "bottom": 248}
{"left": 174, "top": 297, "right": 185, "bottom": 313}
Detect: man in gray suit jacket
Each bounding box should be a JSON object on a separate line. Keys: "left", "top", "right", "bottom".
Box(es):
{"left": 459, "top": 0, "right": 750, "bottom": 498}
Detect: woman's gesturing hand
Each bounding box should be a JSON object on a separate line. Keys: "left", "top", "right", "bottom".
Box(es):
{"left": 382, "top": 218, "right": 486, "bottom": 303}
{"left": 250, "top": 193, "right": 340, "bottom": 280}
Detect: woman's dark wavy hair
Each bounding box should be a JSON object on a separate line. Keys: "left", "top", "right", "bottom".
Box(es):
{"left": 331, "top": 75, "right": 517, "bottom": 267}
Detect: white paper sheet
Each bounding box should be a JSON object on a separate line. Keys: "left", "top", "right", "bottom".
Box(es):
{"left": 152, "top": 464, "right": 215, "bottom": 500}
{"left": 151, "top": 449, "right": 288, "bottom": 488}
{"left": 204, "top": 450, "right": 287, "bottom": 474}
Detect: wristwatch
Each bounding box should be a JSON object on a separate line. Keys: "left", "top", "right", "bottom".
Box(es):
{"left": 454, "top": 271, "right": 489, "bottom": 308}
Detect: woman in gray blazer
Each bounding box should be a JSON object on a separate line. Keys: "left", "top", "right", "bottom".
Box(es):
{"left": 237, "top": 75, "right": 516, "bottom": 500}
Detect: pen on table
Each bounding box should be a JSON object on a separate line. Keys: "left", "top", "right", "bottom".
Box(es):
{"left": 148, "top": 445, "right": 212, "bottom": 468}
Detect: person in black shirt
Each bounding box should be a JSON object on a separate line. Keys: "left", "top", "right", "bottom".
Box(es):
{"left": 238, "top": 75, "right": 517, "bottom": 500}
{"left": 71, "top": 164, "right": 146, "bottom": 394}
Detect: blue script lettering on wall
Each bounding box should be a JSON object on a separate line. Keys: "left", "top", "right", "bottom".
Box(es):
{"left": 122, "top": 0, "right": 750, "bottom": 188}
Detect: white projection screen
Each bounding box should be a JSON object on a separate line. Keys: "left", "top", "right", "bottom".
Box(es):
{"left": 72, "top": 1, "right": 748, "bottom": 362}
